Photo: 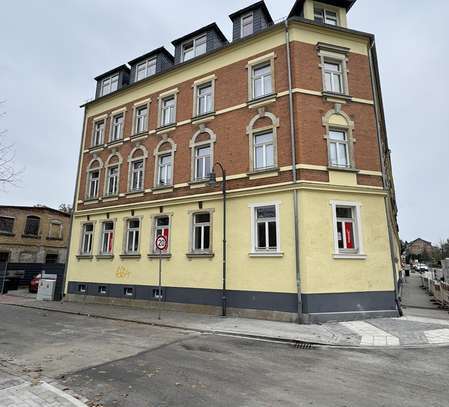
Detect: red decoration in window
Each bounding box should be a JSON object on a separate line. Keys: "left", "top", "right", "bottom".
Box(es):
{"left": 345, "top": 223, "right": 354, "bottom": 249}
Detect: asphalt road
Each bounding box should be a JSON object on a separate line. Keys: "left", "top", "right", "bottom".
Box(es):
{"left": 1, "top": 305, "right": 448, "bottom": 407}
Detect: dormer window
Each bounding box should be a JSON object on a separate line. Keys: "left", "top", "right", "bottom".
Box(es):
{"left": 182, "top": 34, "right": 207, "bottom": 62}
{"left": 136, "top": 58, "right": 156, "bottom": 81}
{"left": 100, "top": 74, "right": 119, "bottom": 96}
{"left": 241, "top": 13, "right": 254, "bottom": 37}
{"left": 314, "top": 7, "right": 338, "bottom": 26}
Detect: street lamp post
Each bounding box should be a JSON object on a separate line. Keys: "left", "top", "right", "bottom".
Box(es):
{"left": 208, "top": 162, "right": 227, "bottom": 317}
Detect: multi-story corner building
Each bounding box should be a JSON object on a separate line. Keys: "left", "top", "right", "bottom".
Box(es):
{"left": 65, "top": 0, "right": 401, "bottom": 323}
{"left": 0, "top": 206, "right": 70, "bottom": 264}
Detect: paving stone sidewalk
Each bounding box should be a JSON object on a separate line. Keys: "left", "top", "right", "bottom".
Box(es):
{"left": 1, "top": 273, "right": 448, "bottom": 348}
{"left": 0, "top": 370, "right": 88, "bottom": 407}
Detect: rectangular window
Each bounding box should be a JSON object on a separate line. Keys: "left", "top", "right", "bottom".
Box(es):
{"left": 157, "top": 154, "right": 172, "bottom": 186}
{"left": 87, "top": 170, "right": 100, "bottom": 198}
{"left": 255, "top": 205, "right": 278, "bottom": 251}
{"left": 100, "top": 221, "right": 114, "bottom": 255}
{"left": 106, "top": 165, "right": 119, "bottom": 196}
{"left": 101, "top": 74, "right": 119, "bottom": 96}
{"left": 0, "top": 217, "right": 14, "bottom": 234}
{"left": 328, "top": 129, "right": 349, "bottom": 168}
{"left": 111, "top": 114, "right": 124, "bottom": 141}
{"left": 241, "top": 13, "right": 254, "bottom": 37}
{"left": 153, "top": 216, "right": 170, "bottom": 253}
{"left": 124, "top": 287, "right": 134, "bottom": 297}
{"left": 192, "top": 212, "right": 211, "bottom": 252}
{"left": 252, "top": 63, "right": 272, "bottom": 99}
{"left": 93, "top": 120, "right": 105, "bottom": 146}
{"left": 254, "top": 131, "right": 274, "bottom": 170}
{"left": 182, "top": 34, "right": 207, "bottom": 62}
{"left": 335, "top": 206, "right": 358, "bottom": 252}
{"left": 196, "top": 82, "right": 213, "bottom": 116}
{"left": 194, "top": 145, "right": 211, "bottom": 180}
{"left": 136, "top": 58, "right": 156, "bottom": 81}
{"left": 161, "top": 96, "right": 176, "bottom": 126}
{"left": 81, "top": 223, "right": 93, "bottom": 255}
{"left": 134, "top": 105, "right": 148, "bottom": 134}
{"left": 48, "top": 221, "right": 62, "bottom": 239}
{"left": 130, "top": 160, "right": 144, "bottom": 192}
{"left": 126, "top": 219, "right": 140, "bottom": 254}
{"left": 324, "top": 61, "right": 343, "bottom": 94}
{"left": 79, "top": 284, "right": 87, "bottom": 293}
{"left": 24, "top": 216, "right": 40, "bottom": 236}
{"left": 98, "top": 286, "right": 107, "bottom": 295}
{"left": 314, "top": 7, "right": 338, "bottom": 25}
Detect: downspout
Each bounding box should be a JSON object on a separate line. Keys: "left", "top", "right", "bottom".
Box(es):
{"left": 285, "top": 19, "right": 304, "bottom": 323}
{"left": 368, "top": 39, "right": 403, "bottom": 317}
{"left": 61, "top": 109, "right": 87, "bottom": 300}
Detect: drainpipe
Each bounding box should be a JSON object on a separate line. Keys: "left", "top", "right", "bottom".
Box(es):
{"left": 61, "top": 109, "right": 87, "bottom": 300}
{"left": 285, "top": 19, "right": 304, "bottom": 324}
{"left": 368, "top": 39, "right": 403, "bottom": 317}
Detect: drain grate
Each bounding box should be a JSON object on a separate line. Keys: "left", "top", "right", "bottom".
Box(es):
{"left": 293, "top": 341, "right": 314, "bottom": 350}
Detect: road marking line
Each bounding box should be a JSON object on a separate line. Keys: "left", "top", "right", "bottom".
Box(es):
{"left": 424, "top": 329, "right": 449, "bottom": 344}
{"left": 340, "top": 321, "right": 400, "bottom": 346}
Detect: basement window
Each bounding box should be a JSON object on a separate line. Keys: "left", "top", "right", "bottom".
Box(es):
{"left": 124, "top": 287, "right": 134, "bottom": 297}
{"left": 153, "top": 288, "right": 163, "bottom": 299}
{"left": 78, "top": 284, "right": 87, "bottom": 293}
{"left": 98, "top": 286, "right": 107, "bottom": 295}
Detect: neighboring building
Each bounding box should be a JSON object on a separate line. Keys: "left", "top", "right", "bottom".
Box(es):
{"left": 0, "top": 206, "right": 71, "bottom": 264}
{"left": 406, "top": 238, "right": 433, "bottom": 259}
{"left": 66, "top": 0, "right": 401, "bottom": 323}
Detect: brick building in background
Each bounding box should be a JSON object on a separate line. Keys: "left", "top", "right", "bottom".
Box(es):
{"left": 0, "top": 206, "right": 70, "bottom": 264}
{"left": 65, "top": 0, "right": 401, "bottom": 323}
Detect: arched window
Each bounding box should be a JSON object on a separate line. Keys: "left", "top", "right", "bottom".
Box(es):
{"left": 24, "top": 215, "right": 40, "bottom": 236}
{"left": 104, "top": 153, "right": 123, "bottom": 197}
{"left": 322, "top": 108, "right": 355, "bottom": 169}
{"left": 86, "top": 158, "right": 103, "bottom": 200}
{"left": 153, "top": 138, "right": 176, "bottom": 188}
{"left": 189, "top": 126, "right": 216, "bottom": 182}
{"left": 128, "top": 146, "right": 148, "bottom": 193}
{"left": 246, "top": 108, "right": 279, "bottom": 172}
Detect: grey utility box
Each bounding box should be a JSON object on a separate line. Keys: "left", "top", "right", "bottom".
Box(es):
{"left": 37, "top": 279, "right": 56, "bottom": 301}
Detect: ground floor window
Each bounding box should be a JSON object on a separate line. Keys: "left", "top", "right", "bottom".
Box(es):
{"left": 253, "top": 205, "right": 279, "bottom": 252}
{"left": 125, "top": 219, "right": 140, "bottom": 255}
{"left": 153, "top": 216, "right": 170, "bottom": 253}
{"left": 81, "top": 223, "right": 94, "bottom": 255}
{"left": 192, "top": 212, "right": 211, "bottom": 253}
{"left": 101, "top": 221, "right": 114, "bottom": 255}
{"left": 0, "top": 251, "right": 9, "bottom": 262}
{"left": 45, "top": 253, "right": 58, "bottom": 264}
{"left": 331, "top": 201, "right": 364, "bottom": 256}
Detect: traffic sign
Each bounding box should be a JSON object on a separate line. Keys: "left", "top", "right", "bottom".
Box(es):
{"left": 155, "top": 235, "right": 168, "bottom": 251}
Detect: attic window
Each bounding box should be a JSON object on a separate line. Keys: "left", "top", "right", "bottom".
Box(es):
{"left": 182, "top": 34, "right": 207, "bottom": 62}
{"left": 314, "top": 7, "right": 338, "bottom": 26}
{"left": 241, "top": 12, "right": 254, "bottom": 37}
{"left": 100, "top": 74, "right": 119, "bottom": 96}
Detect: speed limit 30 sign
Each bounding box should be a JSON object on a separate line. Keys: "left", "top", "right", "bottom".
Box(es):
{"left": 155, "top": 235, "right": 168, "bottom": 251}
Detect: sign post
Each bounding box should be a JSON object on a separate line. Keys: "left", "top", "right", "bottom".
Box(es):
{"left": 155, "top": 235, "right": 168, "bottom": 320}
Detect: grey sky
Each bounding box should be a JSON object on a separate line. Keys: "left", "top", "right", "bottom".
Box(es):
{"left": 1, "top": 0, "right": 448, "bottom": 244}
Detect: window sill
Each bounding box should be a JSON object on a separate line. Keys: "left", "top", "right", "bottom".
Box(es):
{"left": 188, "top": 180, "right": 208, "bottom": 189}
{"left": 247, "top": 167, "right": 279, "bottom": 180}
{"left": 103, "top": 195, "right": 119, "bottom": 202}
{"left": 156, "top": 124, "right": 176, "bottom": 134}
{"left": 46, "top": 237, "right": 63, "bottom": 241}
{"left": 322, "top": 91, "right": 352, "bottom": 102}
{"left": 148, "top": 253, "right": 172, "bottom": 259}
{"left": 84, "top": 198, "right": 99, "bottom": 203}
{"left": 96, "top": 254, "right": 114, "bottom": 260}
{"left": 249, "top": 252, "right": 284, "bottom": 258}
{"left": 89, "top": 145, "right": 105, "bottom": 153}
{"left": 186, "top": 253, "right": 215, "bottom": 259}
{"left": 130, "top": 132, "right": 149, "bottom": 141}
{"left": 0, "top": 232, "right": 14, "bottom": 237}
{"left": 76, "top": 255, "right": 93, "bottom": 260}
{"left": 120, "top": 254, "right": 141, "bottom": 259}
{"left": 191, "top": 112, "right": 216, "bottom": 125}
{"left": 22, "top": 234, "right": 41, "bottom": 239}
{"left": 125, "top": 191, "right": 145, "bottom": 198}
{"left": 107, "top": 139, "right": 124, "bottom": 148}
{"left": 247, "top": 94, "right": 277, "bottom": 109}
{"left": 328, "top": 166, "right": 360, "bottom": 173}
{"left": 152, "top": 186, "right": 174, "bottom": 194}
{"left": 333, "top": 253, "right": 367, "bottom": 260}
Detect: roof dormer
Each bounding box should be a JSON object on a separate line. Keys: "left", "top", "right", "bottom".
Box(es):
{"left": 94, "top": 65, "right": 130, "bottom": 99}
{"left": 128, "top": 47, "right": 174, "bottom": 84}
{"left": 229, "top": 1, "right": 274, "bottom": 41}
{"left": 289, "top": 0, "right": 356, "bottom": 28}
{"left": 172, "top": 23, "right": 228, "bottom": 65}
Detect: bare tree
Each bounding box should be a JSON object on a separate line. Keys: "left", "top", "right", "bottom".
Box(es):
{"left": 0, "top": 101, "right": 20, "bottom": 187}
{"left": 58, "top": 203, "right": 73, "bottom": 214}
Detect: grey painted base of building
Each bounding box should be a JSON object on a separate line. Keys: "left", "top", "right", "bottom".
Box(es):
{"left": 67, "top": 281, "right": 399, "bottom": 323}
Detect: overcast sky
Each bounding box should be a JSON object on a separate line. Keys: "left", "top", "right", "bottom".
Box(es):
{"left": 1, "top": 0, "right": 448, "bottom": 244}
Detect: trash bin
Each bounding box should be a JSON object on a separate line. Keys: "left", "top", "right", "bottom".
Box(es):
{"left": 37, "top": 279, "right": 56, "bottom": 301}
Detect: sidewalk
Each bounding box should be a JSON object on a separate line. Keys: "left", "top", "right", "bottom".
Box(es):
{"left": 1, "top": 278, "right": 449, "bottom": 348}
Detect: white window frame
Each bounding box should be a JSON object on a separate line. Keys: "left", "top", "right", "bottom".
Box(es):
{"left": 190, "top": 211, "right": 213, "bottom": 254}
{"left": 194, "top": 145, "right": 212, "bottom": 181}
{"left": 124, "top": 218, "right": 141, "bottom": 255}
{"left": 195, "top": 82, "right": 213, "bottom": 117}
{"left": 105, "top": 164, "right": 119, "bottom": 196}
{"left": 86, "top": 167, "right": 100, "bottom": 199}
{"left": 99, "top": 220, "right": 115, "bottom": 255}
{"left": 110, "top": 113, "right": 124, "bottom": 142}
{"left": 253, "top": 131, "right": 275, "bottom": 171}
{"left": 92, "top": 119, "right": 105, "bottom": 146}
{"left": 189, "top": 127, "right": 216, "bottom": 182}
{"left": 134, "top": 104, "right": 149, "bottom": 135}
{"left": 247, "top": 53, "right": 276, "bottom": 102}
{"left": 80, "top": 222, "right": 95, "bottom": 256}
{"left": 161, "top": 96, "right": 176, "bottom": 127}
{"left": 151, "top": 215, "right": 171, "bottom": 254}
{"left": 314, "top": 7, "right": 338, "bottom": 25}
{"left": 100, "top": 74, "right": 119, "bottom": 96}
{"left": 328, "top": 129, "right": 350, "bottom": 168}
{"left": 317, "top": 43, "right": 350, "bottom": 96}
{"left": 153, "top": 138, "right": 176, "bottom": 188}
{"left": 135, "top": 57, "right": 157, "bottom": 82}
{"left": 249, "top": 202, "right": 282, "bottom": 256}
{"left": 330, "top": 201, "right": 365, "bottom": 259}
{"left": 182, "top": 34, "right": 207, "bottom": 62}
{"left": 252, "top": 63, "right": 273, "bottom": 99}
{"left": 129, "top": 159, "right": 144, "bottom": 192}
{"left": 127, "top": 147, "right": 147, "bottom": 193}
{"left": 157, "top": 153, "right": 172, "bottom": 187}
{"left": 241, "top": 12, "right": 254, "bottom": 38}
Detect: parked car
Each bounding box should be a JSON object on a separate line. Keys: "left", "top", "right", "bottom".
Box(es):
{"left": 29, "top": 274, "right": 41, "bottom": 293}
{"left": 419, "top": 265, "right": 429, "bottom": 273}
